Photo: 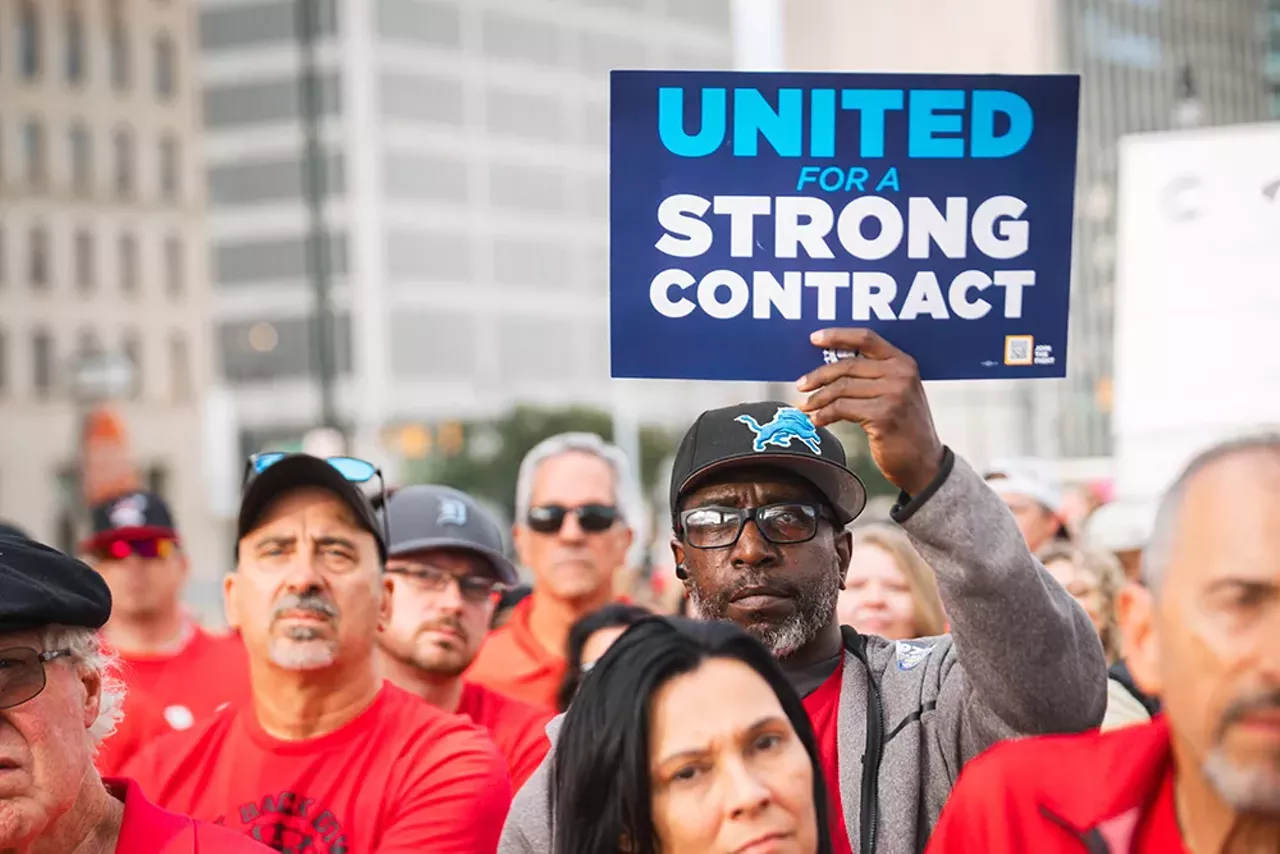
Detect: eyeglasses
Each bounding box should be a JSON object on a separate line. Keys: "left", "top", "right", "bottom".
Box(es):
{"left": 244, "top": 452, "right": 390, "bottom": 546}
{"left": 386, "top": 566, "right": 505, "bottom": 605}
{"left": 526, "top": 504, "right": 620, "bottom": 535}
{"left": 0, "top": 648, "right": 74, "bottom": 711}
{"left": 96, "top": 538, "right": 176, "bottom": 561}
{"left": 679, "top": 502, "right": 828, "bottom": 550}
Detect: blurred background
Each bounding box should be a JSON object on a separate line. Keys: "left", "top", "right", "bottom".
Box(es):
{"left": 1, "top": 0, "right": 1277, "bottom": 621}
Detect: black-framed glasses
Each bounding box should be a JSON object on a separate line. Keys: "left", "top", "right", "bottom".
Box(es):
{"left": 0, "top": 648, "right": 74, "bottom": 711}
{"left": 679, "top": 502, "right": 827, "bottom": 550}
{"left": 243, "top": 452, "right": 390, "bottom": 546}
{"left": 527, "top": 504, "right": 620, "bottom": 535}
{"left": 386, "top": 565, "right": 506, "bottom": 605}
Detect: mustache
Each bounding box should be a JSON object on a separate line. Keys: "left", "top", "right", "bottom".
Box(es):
{"left": 271, "top": 591, "right": 340, "bottom": 622}
{"left": 1218, "top": 689, "right": 1280, "bottom": 738}
{"left": 421, "top": 616, "right": 467, "bottom": 641}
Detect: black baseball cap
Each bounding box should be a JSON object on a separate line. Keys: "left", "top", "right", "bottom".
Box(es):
{"left": 670, "top": 401, "right": 867, "bottom": 526}
{"left": 0, "top": 536, "right": 112, "bottom": 631}
{"left": 81, "top": 491, "right": 179, "bottom": 553}
{"left": 381, "top": 485, "right": 519, "bottom": 585}
{"left": 238, "top": 454, "right": 386, "bottom": 562}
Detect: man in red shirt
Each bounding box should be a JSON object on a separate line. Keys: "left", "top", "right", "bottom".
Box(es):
{"left": 467, "top": 433, "right": 638, "bottom": 709}
{"left": 378, "top": 485, "right": 553, "bottom": 791}
{"left": 124, "top": 453, "right": 512, "bottom": 852}
{"left": 0, "top": 533, "right": 268, "bottom": 852}
{"left": 80, "top": 492, "right": 250, "bottom": 739}
{"left": 499, "top": 328, "right": 1108, "bottom": 854}
{"left": 928, "top": 435, "right": 1280, "bottom": 853}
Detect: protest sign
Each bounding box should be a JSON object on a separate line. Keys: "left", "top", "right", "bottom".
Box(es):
{"left": 609, "top": 71, "right": 1080, "bottom": 382}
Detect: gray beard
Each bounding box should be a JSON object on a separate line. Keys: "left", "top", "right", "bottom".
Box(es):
{"left": 1204, "top": 746, "right": 1280, "bottom": 814}
{"left": 687, "top": 575, "right": 839, "bottom": 660}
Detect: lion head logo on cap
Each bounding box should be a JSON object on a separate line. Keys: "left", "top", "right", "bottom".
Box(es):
{"left": 735, "top": 407, "right": 823, "bottom": 456}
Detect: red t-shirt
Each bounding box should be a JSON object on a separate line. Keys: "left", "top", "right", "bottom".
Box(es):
{"left": 466, "top": 597, "right": 565, "bottom": 710}
{"left": 801, "top": 659, "right": 855, "bottom": 854}
{"left": 1135, "top": 764, "right": 1191, "bottom": 853}
{"left": 117, "top": 627, "right": 251, "bottom": 730}
{"left": 122, "top": 682, "right": 512, "bottom": 853}
{"left": 106, "top": 777, "right": 271, "bottom": 852}
{"left": 96, "top": 684, "right": 175, "bottom": 777}
{"left": 457, "top": 680, "right": 553, "bottom": 792}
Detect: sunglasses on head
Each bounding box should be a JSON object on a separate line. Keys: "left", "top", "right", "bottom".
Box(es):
{"left": 526, "top": 504, "right": 620, "bottom": 535}
{"left": 98, "top": 537, "right": 177, "bottom": 560}
{"left": 243, "top": 452, "right": 390, "bottom": 545}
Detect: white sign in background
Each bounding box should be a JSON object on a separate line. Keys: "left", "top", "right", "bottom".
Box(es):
{"left": 1113, "top": 122, "right": 1280, "bottom": 500}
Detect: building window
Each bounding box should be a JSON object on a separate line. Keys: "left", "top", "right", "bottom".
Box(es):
{"left": 69, "top": 122, "right": 92, "bottom": 195}
{"left": 164, "top": 236, "right": 184, "bottom": 298}
{"left": 66, "top": 1, "right": 86, "bottom": 84}
{"left": 110, "top": 10, "right": 130, "bottom": 91}
{"left": 24, "top": 120, "right": 46, "bottom": 189}
{"left": 74, "top": 230, "right": 94, "bottom": 293}
{"left": 159, "top": 134, "right": 179, "bottom": 201}
{"left": 169, "top": 333, "right": 190, "bottom": 402}
{"left": 0, "top": 327, "right": 7, "bottom": 395}
{"left": 154, "top": 32, "right": 176, "bottom": 99}
{"left": 19, "top": 1, "right": 41, "bottom": 80}
{"left": 113, "top": 128, "right": 134, "bottom": 197}
{"left": 32, "top": 328, "right": 54, "bottom": 398}
{"left": 119, "top": 233, "right": 139, "bottom": 296}
{"left": 29, "top": 227, "right": 49, "bottom": 290}
{"left": 122, "top": 330, "right": 142, "bottom": 399}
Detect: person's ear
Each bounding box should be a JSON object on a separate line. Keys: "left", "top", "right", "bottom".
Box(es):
{"left": 670, "top": 537, "right": 688, "bottom": 585}
{"left": 80, "top": 663, "right": 104, "bottom": 733}
{"left": 1116, "top": 581, "right": 1161, "bottom": 697}
{"left": 377, "top": 575, "right": 394, "bottom": 632}
{"left": 223, "top": 572, "right": 242, "bottom": 632}
{"left": 834, "top": 528, "right": 853, "bottom": 581}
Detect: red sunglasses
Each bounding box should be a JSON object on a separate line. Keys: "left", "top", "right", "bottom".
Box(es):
{"left": 99, "top": 538, "right": 177, "bottom": 560}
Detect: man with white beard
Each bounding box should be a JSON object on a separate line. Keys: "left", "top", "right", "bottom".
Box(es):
{"left": 124, "top": 453, "right": 511, "bottom": 853}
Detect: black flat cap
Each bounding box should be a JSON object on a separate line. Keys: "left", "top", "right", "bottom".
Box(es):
{"left": 0, "top": 536, "right": 112, "bottom": 632}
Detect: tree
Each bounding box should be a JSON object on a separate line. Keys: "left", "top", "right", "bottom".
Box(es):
{"left": 403, "top": 405, "right": 676, "bottom": 524}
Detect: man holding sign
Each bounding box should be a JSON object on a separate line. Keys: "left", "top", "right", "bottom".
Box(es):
{"left": 500, "top": 327, "right": 1107, "bottom": 854}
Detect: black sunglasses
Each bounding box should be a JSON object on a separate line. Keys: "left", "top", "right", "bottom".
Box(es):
{"left": 527, "top": 504, "right": 620, "bottom": 535}
{"left": 0, "top": 647, "right": 74, "bottom": 711}
{"left": 679, "top": 502, "right": 828, "bottom": 550}
{"left": 242, "top": 453, "right": 390, "bottom": 547}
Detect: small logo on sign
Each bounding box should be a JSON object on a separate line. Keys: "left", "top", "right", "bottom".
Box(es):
{"left": 1004, "top": 335, "right": 1034, "bottom": 366}
{"left": 437, "top": 498, "right": 468, "bottom": 527}
{"left": 895, "top": 640, "right": 934, "bottom": 671}
{"left": 735, "top": 407, "right": 822, "bottom": 455}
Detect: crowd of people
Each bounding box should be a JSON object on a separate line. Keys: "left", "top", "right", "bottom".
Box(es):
{"left": 0, "top": 326, "right": 1275, "bottom": 853}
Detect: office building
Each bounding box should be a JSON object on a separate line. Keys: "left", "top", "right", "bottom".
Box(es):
{"left": 0, "top": 0, "right": 222, "bottom": 607}
{"left": 786, "top": 0, "right": 1269, "bottom": 465}
{"left": 199, "top": 0, "right": 761, "bottom": 471}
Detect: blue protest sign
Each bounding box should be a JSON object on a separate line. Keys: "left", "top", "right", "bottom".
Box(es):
{"left": 609, "top": 71, "right": 1080, "bottom": 382}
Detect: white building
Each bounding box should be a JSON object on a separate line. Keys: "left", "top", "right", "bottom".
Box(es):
{"left": 0, "top": 0, "right": 222, "bottom": 610}
{"left": 199, "top": 0, "right": 769, "bottom": 473}
{"left": 785, "top": 0, "right": 1270, "bottom": 467}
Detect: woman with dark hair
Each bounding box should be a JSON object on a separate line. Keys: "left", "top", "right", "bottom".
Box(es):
{"left": 552, "top": 617, "right": 832, "bottom": 854}
{"left": 556, "top": 602, "right": 652, "bottom": 711}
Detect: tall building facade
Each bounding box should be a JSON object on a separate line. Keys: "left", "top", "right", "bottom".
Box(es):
{"left": 0, "top": 0, "right": 220, "bottom": 605}
{"left": 199, "top": 0, "right": 764, "bottom": 472}
{"left": 785, "top": 0, "right": 1269, "bottom": 465}
{"left": 1268, "top": 0, "right": 1280, "bottom": 116}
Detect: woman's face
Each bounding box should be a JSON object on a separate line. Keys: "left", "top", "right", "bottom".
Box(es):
{"left": 648, "top": 657, "right": 818, "bottom": 854}
{"left": 837, "top": 543, "right": 917, "bottom": 641}
{"left": 1044, "top": 558, "right": 1105, "bottom": 637}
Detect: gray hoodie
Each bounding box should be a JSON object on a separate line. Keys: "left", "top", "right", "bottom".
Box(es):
{"left": 498, "top": 452, "right": 1108, "bottom": 853}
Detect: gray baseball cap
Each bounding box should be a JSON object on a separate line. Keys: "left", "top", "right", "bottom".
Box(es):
{"left": 381, "top": 485, "right": 519, "bottom": 585}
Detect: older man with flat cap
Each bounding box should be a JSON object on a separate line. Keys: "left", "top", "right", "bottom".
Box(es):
{"left": 0, "top": 534, "right": 268, "bottom": 852}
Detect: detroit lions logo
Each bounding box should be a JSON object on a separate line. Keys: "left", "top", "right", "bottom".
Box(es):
{"left": 109, "top": 494, "right": 148, "bottom": 528}
{"left": 735, "top": 407, "right": 822, "bottom": 455}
